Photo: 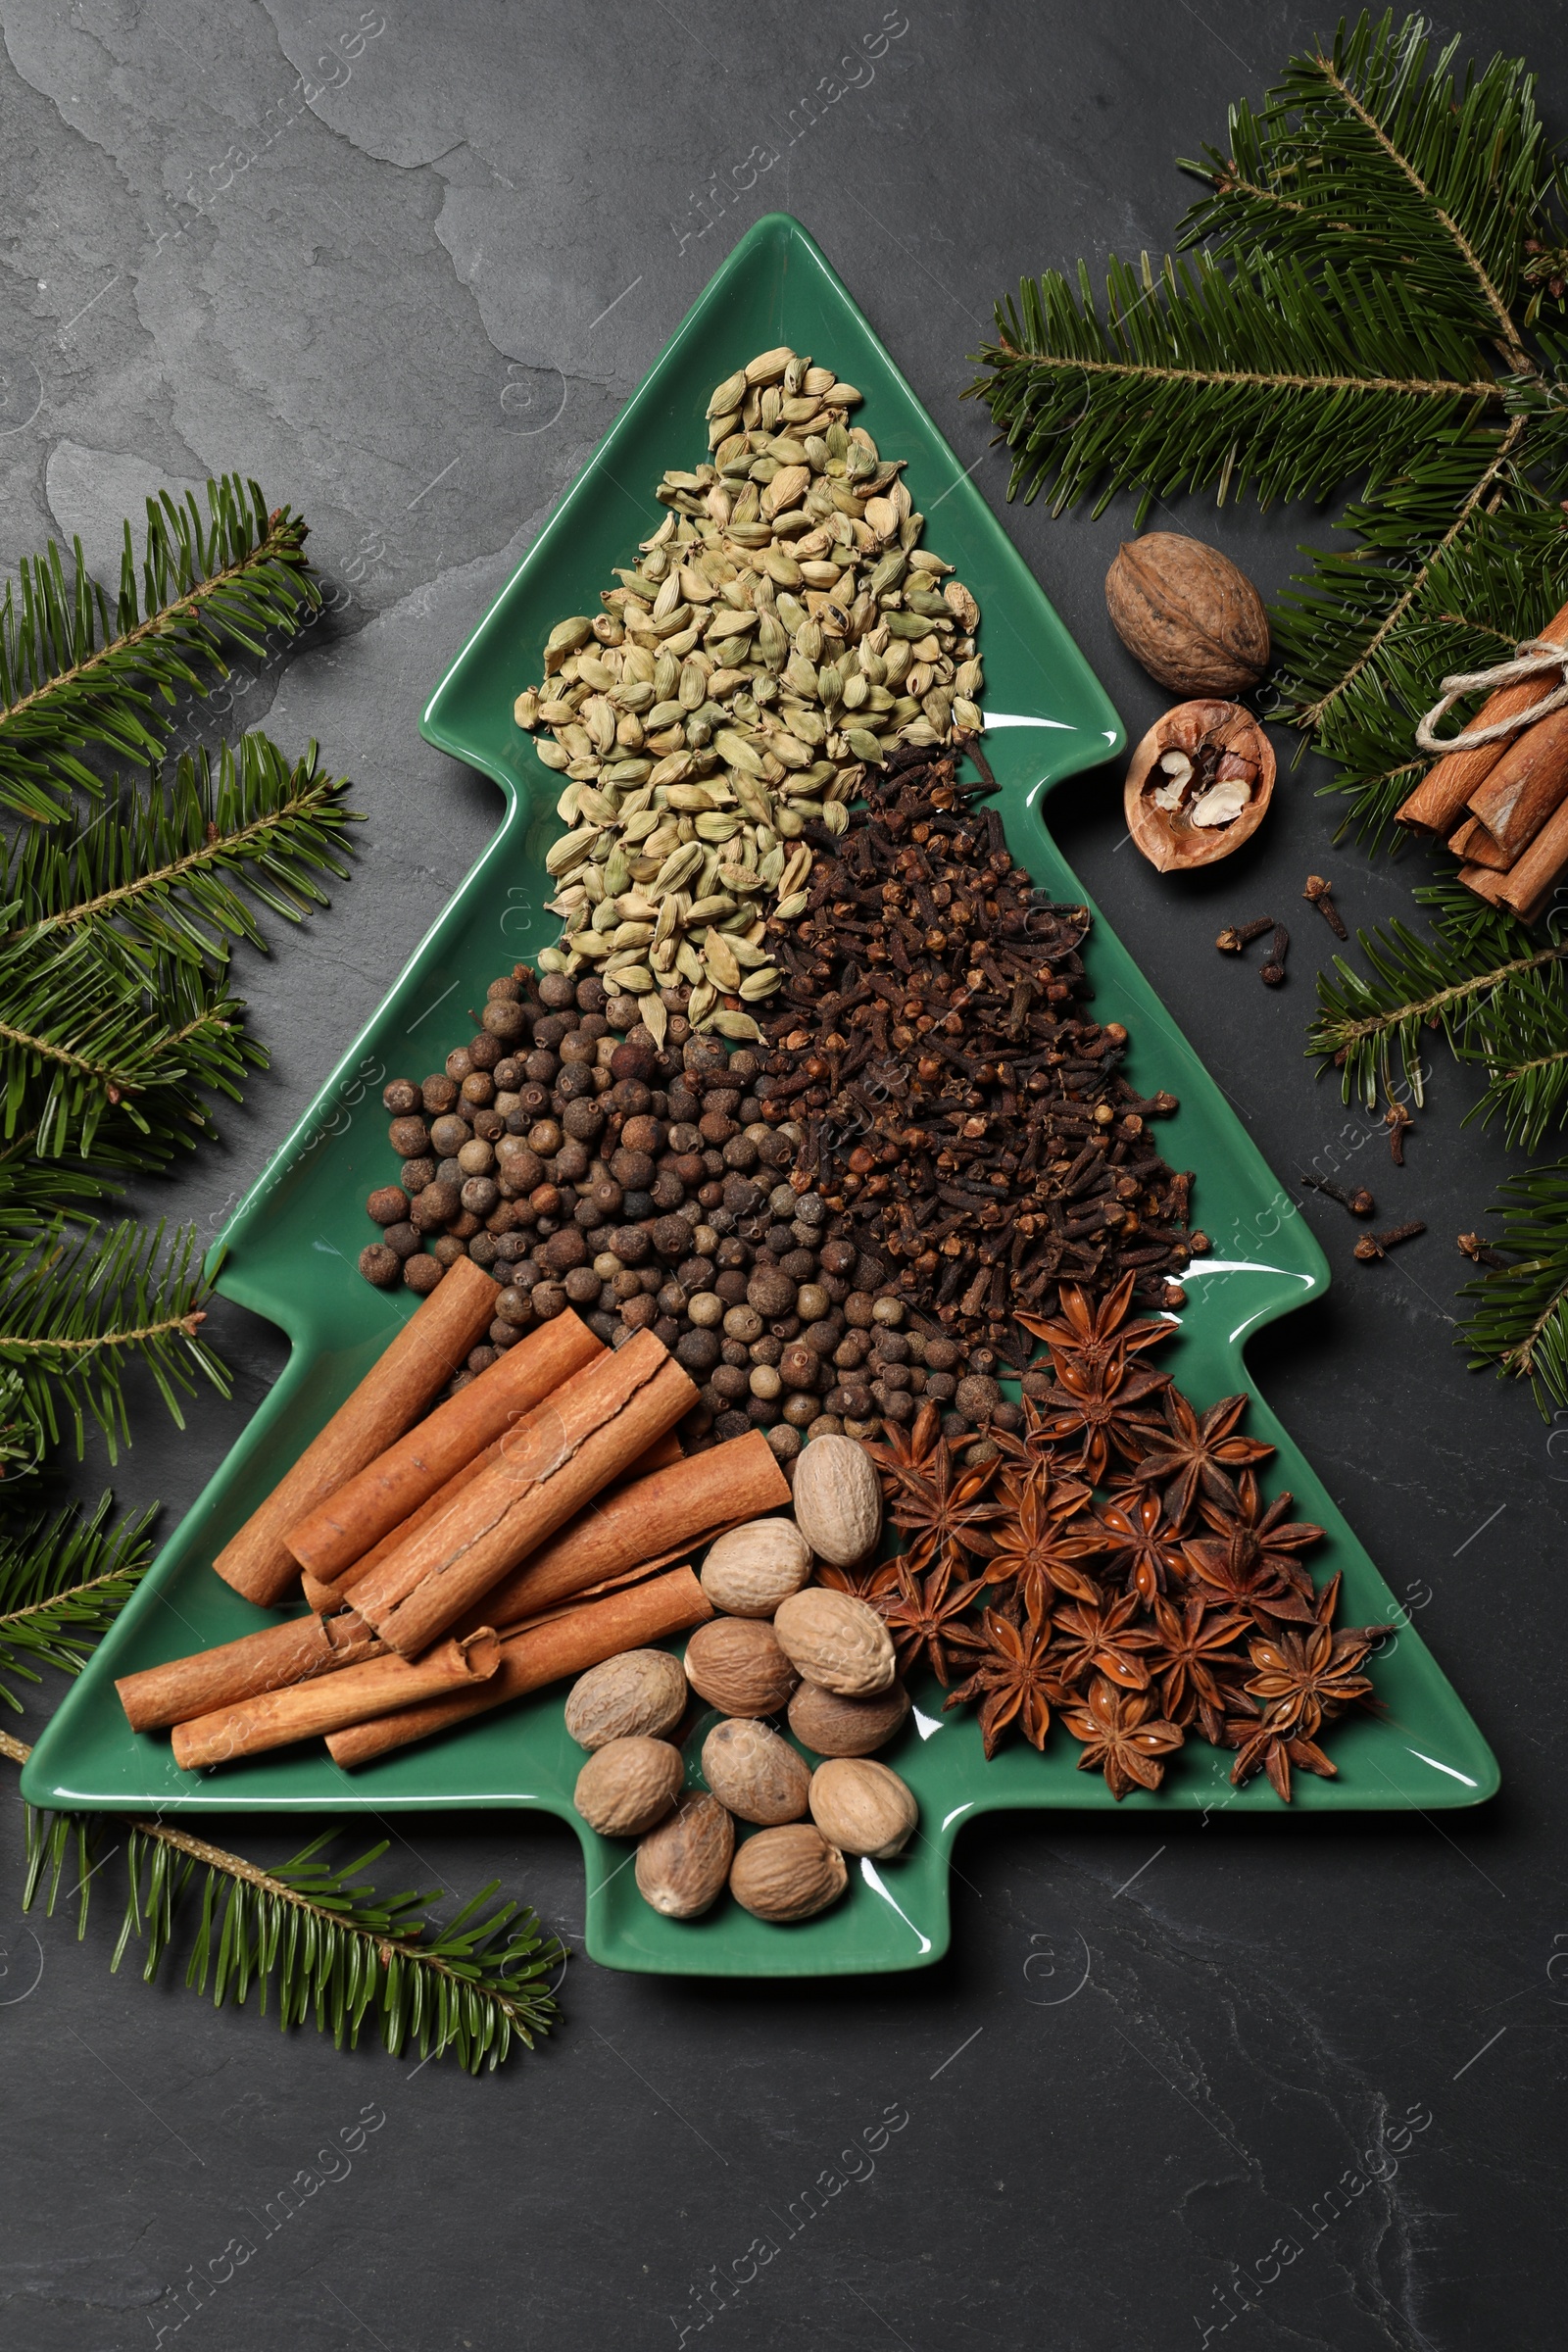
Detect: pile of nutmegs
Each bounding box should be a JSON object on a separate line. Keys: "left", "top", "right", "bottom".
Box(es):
{"left": 566, "top": 1443, "right": 918, "bottom": 1924}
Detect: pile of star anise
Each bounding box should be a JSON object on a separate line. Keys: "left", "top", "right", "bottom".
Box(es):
{"left": 831, "top": 1276, "right": 1383, "bottom": 1801}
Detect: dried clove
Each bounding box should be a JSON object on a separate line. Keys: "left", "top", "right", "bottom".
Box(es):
{"left": 1457, "top": 1231, "right": 1508, "bottom": 1268}
{"left": 759, "top": 743, "right": 1198, "bottom": 1374}
{"left": 1298, "top": 1172, "right": 1376, "bottom": 1218}
{"left": 1384, "top": 1102, "right": 1414, "bottom": 1165}
{"left": 1353, "top": 1219, "right": 1426, "bottom": 1262}
{"left": 1258, "top": 923, "right": 1289, "bottom": 986}
{"left": 1302, "top": 874, "right": 1348, "bottom": 939}
{"left": 1216, "top": 916, "right": 1275, "bottom": 955}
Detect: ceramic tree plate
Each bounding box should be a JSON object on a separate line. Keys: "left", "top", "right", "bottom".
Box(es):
{"left": 24, "top": 216, "right": 1497, "bottom": 1979}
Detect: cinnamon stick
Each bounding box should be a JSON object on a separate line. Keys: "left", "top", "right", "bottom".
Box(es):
{"left": 465, "top": 1426, "right": 788, "bottom": 1636}
{"left": 1493, "top": 792, "right": 1568, "bottom": 922}
{"left": 212, "top": 1257, "right": 499, "bottom": 1606}
{"left": 171, "top": 1629, "right": 503, "bottom": 1770}
{"left": 284, "top": 1310, "right": 602, "bottom": 1584}
{"left": 1457, "top": 859, "right": 1514, "bottom": 906}
{"left": 117, "top": 1608, "right": 384, "bottom": 1734}
{"left": 1397, "top": 597, "right": 1568, "bottom": 836}
{"left": 1453, "top": 704, "right": 1568, "bottom": 868}
{"left": 326, "top": 1567, "right": 711, "bottom": 1768}
{"left": 298, "top": 1428, "right": 689, "bottom": 1614}
{"left": 353, "top": 1333, "right": 698, "bottom": 1656}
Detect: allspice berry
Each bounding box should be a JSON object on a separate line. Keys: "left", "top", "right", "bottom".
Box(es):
{"left": 358, "top": 1242, "right": 400, "bottom": 1287}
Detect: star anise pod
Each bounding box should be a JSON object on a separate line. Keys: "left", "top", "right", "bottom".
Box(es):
{"left": 1144, "top": 1594, "right": 1251, "bottom": 1738}
{"left": 1094, "top": 1491, "right": 1190, "bottom": 1607}
{"left": 1242, "top": 1619, "right": 1376, "bottom": 1741}
{"left": 880, "top": 1435, "right": 1010, "bottom": 1579}
{"left": 1017, "top": 1270, "right": 1175, "bottom": 1380}
{"left": 1061, "top": 1674, "right": 1184, "bottom": 1800}
{"left": 1021, "top": 1352, "right": 1170, "bottom": 1487}
{"left": 862, "top": 1397, "right": 945, "bottom": 1498}
{"left": 1048, "top": 1586, "right": 1157, "bottom": 1692}
{"left": 984, "top": 1473, "right": 1107, "bottom": 1616}
{"left": 1196, "top": 1469, "right": 1324, "bottom": 1600}
{"left": 1224, "top": 1697, "right": 1340, "bottom": 1802}
{"left": 1123, "top": 1388, "right": 1273, "bottom": 1523}
{"left": 1182, "top": 1526, "right": 1318, "bottom": 1630}
{"left": 816, "top": 1558, "right": 907, "bottom": 1606}
{"left": 879, "top": 1556, "right": 988, "bottom": 1688}
{"left": 943, "top": 1586, "right": 1063, "bottom": 1758}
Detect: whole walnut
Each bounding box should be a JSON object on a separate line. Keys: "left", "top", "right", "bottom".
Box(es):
{"left": 1104, "top": 534, "right": 1269, "bottom": 697}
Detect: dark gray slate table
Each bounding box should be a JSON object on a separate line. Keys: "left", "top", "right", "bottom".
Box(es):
{"left": 2, "top": 6, "right": 1559, "bottom": 2347}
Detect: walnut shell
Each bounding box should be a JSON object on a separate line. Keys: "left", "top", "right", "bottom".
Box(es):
{"left": 788, "top": 1677, "right": 910, "bottom": 1758}
{"left": 1123, "top": 701, "right": 1275, "bottom": 874}
{"left": 790, "top": 1435, "right": 882, "bottom": 1565}
{"left": 701, "top": 1718, "right": 811, "bottom": 1826}
{"left": 635, "top": 1790, "right": 735, "bottom": 1918}
{"left": 700, "top": 1518, "right": 813, "bottom": 1617}
{"left": 573, "top": 1736, "right": 684, "bottom": 1838}
{"left": 564, "top": 1648, "right": 688, "bottom": 1750}
{"left": 729, "top": 1825, "right": 848, "bottom": 1923}
{"left": 808, "top": 1756, "right": 917, "bottom": 1858}
{"left": 772, "top": 1588, "right": 896, "bottom": 1696}
{"left": 683, "top": 1617, "right": 800, "bottom": 1716}
{"left": 1105, "top": 533, "right": 1269, "bottom": 696}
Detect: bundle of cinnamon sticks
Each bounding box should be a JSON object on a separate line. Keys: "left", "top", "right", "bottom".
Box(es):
{"left": 1398, "top": 599, "right": 1568, "bottom": 919}
{"left": 118, "top": 1258, "right": 789, "bottom": 1772}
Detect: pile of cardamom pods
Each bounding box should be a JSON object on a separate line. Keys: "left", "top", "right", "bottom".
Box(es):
{"left": 513, "top": 344, "right": 984, "bottom": 1042}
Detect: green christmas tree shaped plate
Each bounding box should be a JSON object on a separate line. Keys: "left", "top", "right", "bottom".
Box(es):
{"left": 24, "top": 216, "right": 1497, "bottom": 1977}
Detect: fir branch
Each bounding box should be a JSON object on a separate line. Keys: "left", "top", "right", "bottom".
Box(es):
{"left": 970, "top": 8, "right": 1568, "bottom": 828}
{"left": 0, "top": 928, "right": 259, "bottom": 1161}
{"left": 0, "top": 1494, "right": 154, "bottom": 1709}
{"left": 1456, "top": 1161, "right": 1568, "bottom": 1408}
{"left": 1, "top": 735, "right": 359, "bottom": 969}
{"left": 0, "top": 1217, "right": 226, "bottom": 1470}
{"left": 0, "top": 479, "right": 318, "bottom": 821}
{"left": 2, "top": 1753, "right": 564, "bottom": 2072}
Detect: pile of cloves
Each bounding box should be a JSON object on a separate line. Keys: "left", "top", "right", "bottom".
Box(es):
{"left": 757, "top": 742, "right": 1202, "bottom": 1384}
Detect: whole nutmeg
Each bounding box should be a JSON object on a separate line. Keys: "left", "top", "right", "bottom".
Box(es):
{"left": 729, "top": 1824, "right": 848, "bottom": 1923}
{"left": 790, "top": 1435, "right": 882, "bottom": 1565}
{"left": 808, "top": 1757, "right": 917, "bottom": 1858}
{"left": 772, "top": 1589, "right": 896, "bottom": 1697}
{"left": 683, "top": 1618, "right": 800, "bottom": 1716}
{"left": 788, "top": 1678, "right": 910, "bottom": 1758}
{"left": 573, "top": 1736, "right": 684, "bottom": 1838}
{"left": 700, "top": 1518, "right": 813, "bottom": 1617}
{"left": 564, "top": 1649, "right": 688, "bottom": 1750}
{"left": 1104, "top": 533, "right": 1270, "bottom": 697}
{"left": 635, "top": 1791, "right": 735, "bottom": 1919}
{"left": 701, "top": 1718, "right": 811, "bottom": 1825}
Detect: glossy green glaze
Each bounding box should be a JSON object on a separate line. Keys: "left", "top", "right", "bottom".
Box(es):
{"left": 24, "top": 216, "right": 1496, "bottom": 1977}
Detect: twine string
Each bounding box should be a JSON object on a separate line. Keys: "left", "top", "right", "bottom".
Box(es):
{"left": 1415, "top": 637, "right": 1568, "bottom": 755}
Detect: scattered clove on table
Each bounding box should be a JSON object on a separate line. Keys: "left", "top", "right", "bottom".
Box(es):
{"left": 1216, "top": 916, "right": 1274, "bottom": 955}
{"left": 1259, "top": 924, "right": 1289, "bottom": 986}
{"left": 1457, "top": 1231, "right": 1508, "bottom": 1268}
{"left": 1302, "top": 875, "right": 1348, "bottom": 939}
{"left": 1384, "top": 1102, "right": 1414, "bottom": 1164}
{"left": 1353, "top": 1219, "right": 1426, "bottom": 1262}
{"left": 1298, "top": 1172, "right": 1375, "bottom": 1218}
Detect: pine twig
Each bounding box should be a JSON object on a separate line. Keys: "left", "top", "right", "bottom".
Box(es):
{"left": 1, "top": 1728, "right": 564, "bottom": 2071}
{"left": 0, "top": 1494, "right": 155, "bottom": 1709}
{"left": 0, "top": 479, "right": 318, "bottom": 821}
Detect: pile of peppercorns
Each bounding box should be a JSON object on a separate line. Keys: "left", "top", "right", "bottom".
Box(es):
{"left": 359, "top": 967, "right": 1027, "bottom": 1464}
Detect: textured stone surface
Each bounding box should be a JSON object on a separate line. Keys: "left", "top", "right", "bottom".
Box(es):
{"left": 1, "top": 4, "right": 1562, "bottom": 2347}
